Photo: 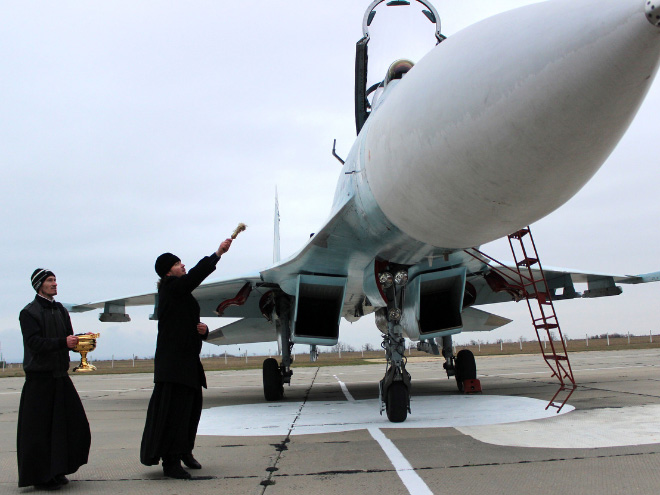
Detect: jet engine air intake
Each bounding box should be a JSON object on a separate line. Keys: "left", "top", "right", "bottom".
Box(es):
{"left": 291, "top": 274, "right": 347, "bottom": 346}
{"left": 400, "top": 267, "right": 467, "bottom": 339}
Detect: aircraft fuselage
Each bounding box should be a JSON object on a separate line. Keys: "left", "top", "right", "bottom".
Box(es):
{"left": 264, "top": 0, "right": 660, "bottom": 336}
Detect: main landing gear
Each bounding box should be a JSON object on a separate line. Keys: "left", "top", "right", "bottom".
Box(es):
{"left": 262, "top": 346, "right": 293, "bottom": 401}
{"left": 454, "top": 349, "right": 477, "bottom": 393}
{"left": 262, "top": 357, "right": 284, "bottom": 401}
{"left": 419, "top": 335, "right": 481, "bottom": 393}
{"left": 262, "top": 295, "right": 293, "bottom": 401}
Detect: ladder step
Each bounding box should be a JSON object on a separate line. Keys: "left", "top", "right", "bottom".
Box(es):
{"left": 543, "top": 353, "right": 568, "bottom": 361}
{"left": 516, "top": 257, "right": 539, "bottom": 267}
{"left": 509, "top": 228, "right": 530, "bottom": 239}
{"left": 534, "top": 322, "right": 559, "bottom": 330}
{"left": 533, "top": 317, "right": 557, "bottom": 324}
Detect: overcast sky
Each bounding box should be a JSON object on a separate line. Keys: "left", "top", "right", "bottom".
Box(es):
{"left": 2, "top": 0, "right": 659, "bottom": 364}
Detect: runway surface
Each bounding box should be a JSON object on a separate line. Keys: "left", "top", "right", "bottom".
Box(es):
{"left": 1, "top": 349, "right": 658, "bottom": 494}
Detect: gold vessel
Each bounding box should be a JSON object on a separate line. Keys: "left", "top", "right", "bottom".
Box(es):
{"left": 73, "top": 333, "right": 100, "bottom": 372}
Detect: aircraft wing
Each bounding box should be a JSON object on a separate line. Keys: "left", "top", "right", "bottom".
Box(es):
{"left": 529, "top": 266, "right": 660, "bottom": 299}
{"left": 470, "top": 263, "right": 660, "bottom": 306}
{"left": 68, "top": 274, "right": 270, "bottom": 321}
{"left": 542, "top": 266, "right": 660, "bottom": 284}
{"left": 67, "top": 294, "right": 154, "bottom": 313}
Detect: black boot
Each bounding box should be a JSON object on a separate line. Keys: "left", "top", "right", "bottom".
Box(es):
{"left": 34, "top": 479, "right": 62, "bottom": 490}
{"left": 162, "top": 456, "right": 191, "bottom": 480}
{"left": 182, "top": 453, "right": 202, "bottom": 469}
{"left": 54, "top": 474, "right": 69, "bottom": 485}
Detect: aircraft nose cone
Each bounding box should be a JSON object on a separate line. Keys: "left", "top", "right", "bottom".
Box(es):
{"left": 363, "top": 0, "right": 660, "bottom": 249}
{"left": 646, "top": 1, "right": 660, "bottom": 26}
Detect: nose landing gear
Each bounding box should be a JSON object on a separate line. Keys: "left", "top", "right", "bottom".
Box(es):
{"left": 380, "top": 357, "right": 411, "bottom": 422}
{"left": 379, "top": 321, "right": 412, "bottom": 422}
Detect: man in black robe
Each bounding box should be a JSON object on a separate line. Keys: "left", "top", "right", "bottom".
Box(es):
{"left": 17, "top": 269, "right": 91, "bottom": 490}
{"left": 140, "top": 238, "right": 232, "bottom": 479}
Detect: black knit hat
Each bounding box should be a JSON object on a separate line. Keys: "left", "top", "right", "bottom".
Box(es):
{"left": 155, "top": 253, "right": 180, "bottom": 278}
{"left": 31, "top": 268, "right": 55, "bottom": 292}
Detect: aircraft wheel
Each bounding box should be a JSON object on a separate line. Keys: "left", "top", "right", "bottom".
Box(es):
{"left": 263, "top": 358, "right": 283, "bottom": 401}
{"left": 385, "top": 382, "right": 408, "bottom": 423}
{"left": 455, "top": 349, "right": 477, "bottom": 393}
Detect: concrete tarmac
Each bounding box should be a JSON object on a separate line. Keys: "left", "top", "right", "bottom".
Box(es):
{"left": 1, "top": 349, "right": 659, "bottom": 494}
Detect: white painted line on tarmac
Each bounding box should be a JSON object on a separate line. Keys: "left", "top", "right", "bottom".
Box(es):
{"left": 369, "top": 427, "right": 433, "bottom": 495}
{"left": 334, "top": 375, "right": 355, "bottom": 402}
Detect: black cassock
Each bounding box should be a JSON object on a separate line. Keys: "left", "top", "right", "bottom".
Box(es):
{"left": 18, "top": 296, "right": 91, "bottom": 487}
{"left": 17, "top": 373, "right": 91, "bottom": 487}
{"left": 140, "top": 382, "right": 203, "bottom": 465}
{"left": 140, "top": 253, "right": 217, "bottom": 465}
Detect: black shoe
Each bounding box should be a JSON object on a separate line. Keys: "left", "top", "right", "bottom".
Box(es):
{"left": 54, "top": 474, "right": 69, "bottom": 485}
{"left": 34, "top": 479, "right": 62, "bottom": 491}
{"left": 162, "top": 461, "right": 191, "bottom": 480}
{"left": 181, "top": 453, "right": 202, "bottom": 469}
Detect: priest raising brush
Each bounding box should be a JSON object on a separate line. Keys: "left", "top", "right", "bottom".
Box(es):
{"left": 231, "top": 223, "right": 247, "bottom": 239}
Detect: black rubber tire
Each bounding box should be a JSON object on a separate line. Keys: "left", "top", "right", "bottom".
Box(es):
{"left": 455, "top": 349, "right": 477, "bottom": 393}
{"left": 263, "top": 358, "right": 283, "bottom": 401}
{"left": 385, "top": 382, "right": 408, "bottom": 423}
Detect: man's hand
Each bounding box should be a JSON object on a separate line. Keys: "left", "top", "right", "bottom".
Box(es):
{"left": 66, "top": 335, "right": 79, "bottom": 349}
{"left": 197, "top": 323, "right": 209, "bottom": 336}
{"left": 216, "top": 238, "right": 232, "bottom": 256}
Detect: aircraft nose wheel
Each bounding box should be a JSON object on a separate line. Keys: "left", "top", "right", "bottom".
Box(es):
{"left": 385, "top": 382, "right": 409, "bottom": 422}
{"left": 263, "top": 358, "right": 284, "bottom": 401}
{"left": 454, "top": 349, "right": 477, "bottom": 393}
{"left": 380, "top": 361, "right": 412, "bottom": 423}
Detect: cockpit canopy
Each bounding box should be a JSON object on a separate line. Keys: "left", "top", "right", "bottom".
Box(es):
{"left": 354, "top": 0, "right": 443, "bottom": 134}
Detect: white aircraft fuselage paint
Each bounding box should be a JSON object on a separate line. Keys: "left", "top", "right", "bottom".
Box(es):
{"left": 362, "top": 0, "right": 660, "bottom": 248}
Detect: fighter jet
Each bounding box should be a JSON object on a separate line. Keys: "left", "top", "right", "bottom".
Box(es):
{"left": 72, "top": 0, "right": 660, "bottom": 422}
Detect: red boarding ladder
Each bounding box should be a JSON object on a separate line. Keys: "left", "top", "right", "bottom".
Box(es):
{"left": 507, "top": 227, "right": 576, "bottom": 412}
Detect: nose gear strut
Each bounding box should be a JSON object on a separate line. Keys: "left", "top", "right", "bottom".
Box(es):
{"left": 377, "top": 264, "right": 412, "bottom": 422}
